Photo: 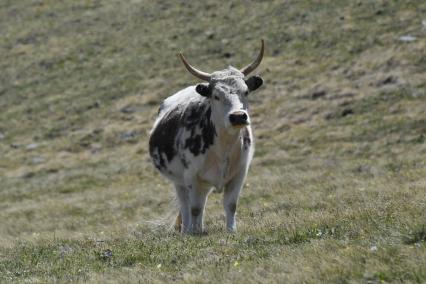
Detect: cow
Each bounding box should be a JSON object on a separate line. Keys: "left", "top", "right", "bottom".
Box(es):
{"left": 149, "top": 40, "right": 264, "bottom": 234}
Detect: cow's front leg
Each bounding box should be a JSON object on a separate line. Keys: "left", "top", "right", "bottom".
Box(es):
{"left": 187, "top": 183, "right": 210, "bottom": 234}
{"left": 223, "top": 171, "right": 246, "bottom": 232}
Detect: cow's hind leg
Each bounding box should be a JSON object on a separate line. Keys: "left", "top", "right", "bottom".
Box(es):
{"left": 175, "top": 185, "right": 190, "bottom": 233}
{"left": 174, "top": 211, "right": 182, "bottom": 232}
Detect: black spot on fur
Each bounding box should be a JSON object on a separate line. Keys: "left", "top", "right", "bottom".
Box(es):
{"left": 185, "top": 135, "right": 202, "bottom": 155}
{"left": 184, "top": 101, "right": 205, "bottom": 130}
{"left": 183, "top": 101, "right": 216, "bottom": 156}
{"left": 149, "top": 107, "right": 181, "bottom": 170}
{"left": 201, "top": 107, "right": 216, "bottom": 152}
{"left": 191, "top": 207, "right": 201, "bottom": 216}
{"left": 242, "top": 128, "right": 251, "bottom": 150}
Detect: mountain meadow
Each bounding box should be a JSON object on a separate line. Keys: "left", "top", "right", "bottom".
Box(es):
{"left": 1, "top": 0, "right": 425, "bottom": 283}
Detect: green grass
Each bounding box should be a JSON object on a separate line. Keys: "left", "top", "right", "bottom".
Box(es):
{"left": 1, "top": 0, "right": 426, "bottom": 283}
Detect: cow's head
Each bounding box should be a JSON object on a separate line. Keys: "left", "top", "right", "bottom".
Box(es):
{"left": 179, "top": 40, "right": 264, "bottom": 131}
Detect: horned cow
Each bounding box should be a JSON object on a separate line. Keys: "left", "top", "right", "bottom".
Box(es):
{"left": 149, "top": 40, "right": 264, "bottom": 234}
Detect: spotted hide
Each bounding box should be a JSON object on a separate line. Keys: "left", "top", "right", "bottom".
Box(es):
{"left": 149, "top": 40, "right": 264, "bottom": 234}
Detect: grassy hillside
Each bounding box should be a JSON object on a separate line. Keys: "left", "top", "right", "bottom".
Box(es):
{"left": 1, "top": 0, "right": 425, "bottom": 282}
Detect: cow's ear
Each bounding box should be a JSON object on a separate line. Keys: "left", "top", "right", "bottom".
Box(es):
{"left": 245, "top": 76, "right": 263, "bottom": 92}
{"left": 195, "top": 83, "right": 211, "bottom": 97}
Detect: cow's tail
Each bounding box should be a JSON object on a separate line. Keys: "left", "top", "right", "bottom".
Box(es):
{"left": 142, "top": 195, "right": 180, "bottom": 233}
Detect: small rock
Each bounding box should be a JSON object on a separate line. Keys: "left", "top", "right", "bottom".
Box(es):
{"left": 244, "top": 236, "right": 259, "bottom": 245}
{"left": 355, "top": 165, "right": 379, "bottom": 176}
{"left": 90, "top": 143, "right": 102, "bottom": 154}
{"left": 357, "top": 165, "right": 371, "bottom": 173}
{"left": 339, "top": 100, "right": 352, "bottom": 107}
{"left": 59, "top": 245, "right": 73, "bottom": 258}
{"left": 341, "top": 108, "right": 354, "bottom": 117}
{"left": 205, "top": 30, "right": 215, "bottom": 39}
{"left": 31, "top": 156, "right": 45, "bottom": 164}
{"left": 119, "top": 130, "right": 138, "bottom": 141}
{"left": 379, "top": 75, "right": 398, "bottom": 86}
{"left": 39, "top": 59, "right": 54, "bottom": 70}
{"left": 324, "top": 112, "right": 336, "bottom": 120}
{"left": 370, "top": 245, "right": 378, "bottom": 252}
{"left": 223, "top": 52, "right": 233, "bottom": 58}
{"left": 120, "top": 106, "right": 137, "bottom": 114}
{"left": 0, "top": 132, "right": 4, "bottom": 140}
{"left": 26, "top": 143, "right": 39, "bottom": 150}
{"left": 414, "top": 134, "right": 424, "bottom": 144}
{"left": 412, "top": 90, "right": 425, "bottom": 98}
{"left": 79, "top": 140, "right": 91, "bottom": 148}
{"left": 301, "top": 147, "right": 311, "bottom": 155}
{"left": 100, "top": 249, "right": 113, "bottom": 261}
{"left": 120, "top": 105, "right": 146, "bottom": 114}
{"left": 389, "top": 105, "right": 400, "bottom": 114}
{"left": 86, "top": 101, "right": 100, "bottom": 110}
{"left": 311, "top": 90, "right": 327, "bottom": 100}
{"left": 399, "top": 35, "right": 416, "bottom": 42}
{"left": 23, "top": 171, "right": 35, "bottom": 179}
{"left": 17, "top": 34, "right": 38, "bottom": 45}
{"left": 92, "top": 128, "right": 103, "bottom": 135}
{"left": 292, "top": 116, "right": 307, "bottom": 124}
{"left": 46, "top": 168, "right": 59, "bottom": 174}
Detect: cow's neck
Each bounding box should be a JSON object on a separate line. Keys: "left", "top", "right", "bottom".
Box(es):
{"left": 214, "top": 126, "right": 242, "bottom": 155}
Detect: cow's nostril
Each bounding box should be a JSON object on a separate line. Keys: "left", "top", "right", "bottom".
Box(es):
{"left": 229, "top": 112, "right": 248, "bottom": 126}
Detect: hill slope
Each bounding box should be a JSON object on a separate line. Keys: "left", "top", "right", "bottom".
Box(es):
{"left": 1, "top": 0, "right": 425, "bottom": 282}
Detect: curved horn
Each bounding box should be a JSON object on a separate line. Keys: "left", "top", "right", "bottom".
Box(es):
{"left": 240, "top": 39, "right": 264, "bottom": 76}
{"left": 179, "top": 53, "right": 211, "bottom": 81}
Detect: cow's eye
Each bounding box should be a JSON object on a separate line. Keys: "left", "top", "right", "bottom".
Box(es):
{"left": 244, "top": 90, "right": 249, "bottom": 96}
{"left": 214, "top": 95, "right": 220, "bottom": 100}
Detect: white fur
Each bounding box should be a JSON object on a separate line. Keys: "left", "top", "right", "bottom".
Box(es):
{"left": 150, "top": 69, "right": 256, "bottom": 234}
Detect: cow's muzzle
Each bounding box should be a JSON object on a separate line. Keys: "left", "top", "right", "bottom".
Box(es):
{"left": 229, "top": 111, "right": 249, "bottom": 127}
